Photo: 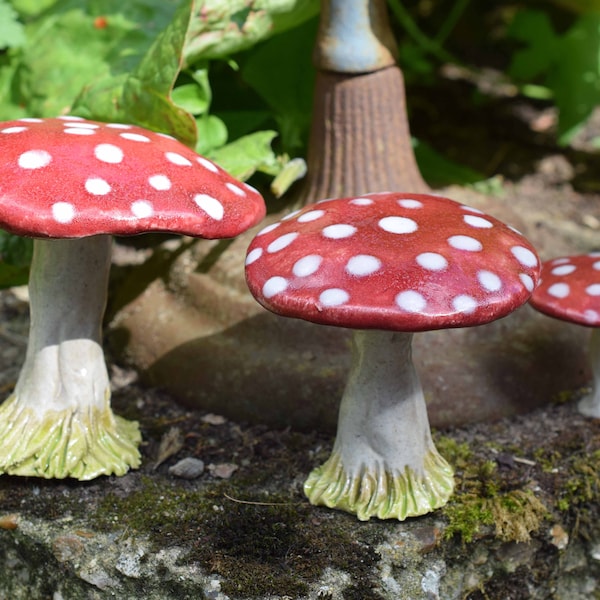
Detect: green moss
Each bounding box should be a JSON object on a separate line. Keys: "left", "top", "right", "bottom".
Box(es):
{"left": 438, "top": 437, "right": 548, "bottom": 544}
{"left": 90, "top": 476, "right": 383, "bottom": 598}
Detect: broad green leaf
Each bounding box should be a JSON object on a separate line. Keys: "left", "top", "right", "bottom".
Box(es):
{"left": 208, "top": 130, "right": 282, "bottom": 181}
{"left": 0, "top": 0, "right": 25, "bottom": 48}
{"left": 0, "top": 231, "right": 33, "bottom": 288}
{"left": 183, "top": 0, "right": 319, "bottom": 64}
{"left": 508, "top": 10, "right": 558, "bottom": 80}
{"left": 413, "top": 138, "right": 486, "bottom": 187}
{"left": 241, "top": 17, "right": 317, "bottom": 152}
{"left": 196, "top": 114, "right": 228, "bottom": 154}
{"left": 11, "top": 0, "right": 179, "bottom": 118}
{"left": 552, "top": 14, "right": 600, "bottom": 143}
{"left": 74, "top": 0, "right": 197, "bottom": 146}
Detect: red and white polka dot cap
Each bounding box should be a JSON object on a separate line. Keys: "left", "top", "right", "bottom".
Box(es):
{"left": 530, "top": 254, "right": 600, "bottom": 327}
{"left": 245, "top": 192, "right": 541, "bottom": 332}
{"left": 0, "top": 117, "right": 265, "bottom": 239}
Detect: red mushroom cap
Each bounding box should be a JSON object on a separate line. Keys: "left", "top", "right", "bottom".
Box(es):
{"left": 245, "top": 192, "right": 541, "bottom": 332}
{"left": 0, "top": 117, "right": 265, "bottom": 239}
{"left": 529, "top": 253, "right": 600, "bottom": 327}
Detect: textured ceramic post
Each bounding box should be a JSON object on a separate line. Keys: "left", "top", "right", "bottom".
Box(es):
{"left": 297, "top": 0, "right": 428, "bottom": 207}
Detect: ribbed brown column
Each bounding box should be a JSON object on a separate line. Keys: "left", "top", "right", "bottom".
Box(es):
{"left": 297, "top": 64, "right": 429, "bottom": 206}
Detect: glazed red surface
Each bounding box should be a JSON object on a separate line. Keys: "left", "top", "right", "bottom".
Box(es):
{"left": 530, "top": 253, "right": 600, "bottom": 327}
{"left": 0, "top": 117, "right": 265, "bottom": 239}
{"left": 245, "top": 192, "right": 541, "bottom": 332}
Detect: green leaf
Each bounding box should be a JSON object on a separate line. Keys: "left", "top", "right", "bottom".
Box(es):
{"left": 413, "top": 138, "right": 486, "bottom": 187}
{"left": 73, "top": 0, "right": 197, "bottom": 146}
{"left": 195, "top": 114, "right": 228, "bottom": 154}
{"left": 508, "top": 10, "right": 558, "bottom": 80}
{"left": 11, "top": 0, "right": 180, "bottom": 118}
{"left": 0, "top": 0, "right": 25, "bottom": 49}
{"left": 183, "top": 0, "right": 319, "bottom": 63}
{"left": 552, "top": 13, "right": 600, "bottom": 144}
{"left": 241, "top": 17, "right": 317, "bottom": 153}
{"left": 208, "top": 130, "right": 282, "bottom": 181}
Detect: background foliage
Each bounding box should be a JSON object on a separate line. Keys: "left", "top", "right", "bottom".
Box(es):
{"left": 0, "top": 0, "right": 598, "bottom": 285}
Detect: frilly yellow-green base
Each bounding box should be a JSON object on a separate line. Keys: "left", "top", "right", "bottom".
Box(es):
{"left": 0, "top": 394, "right": 141, "bottom": 480}
{"left": 304, "top": 448, "right": 454, "bottom": 521}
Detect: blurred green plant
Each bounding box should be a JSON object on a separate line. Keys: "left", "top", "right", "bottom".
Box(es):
{"left": 508, "top": 7, "right": 600, "bottom": 145}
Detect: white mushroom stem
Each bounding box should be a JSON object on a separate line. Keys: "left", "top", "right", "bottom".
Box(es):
{"left": 16, "top": 236, "right": 112, "bottom": 412}
{"left": 304, "top": 330, "right": 454, "bottom": 521}
{"left": 0, "top": 235, "right": 141, "bottom": 479}
{"left": 578, "top": 329, "right": 600, "bottom": 418}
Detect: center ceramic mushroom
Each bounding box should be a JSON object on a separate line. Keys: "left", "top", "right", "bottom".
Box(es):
{"left": 0, "top": 116, "right": 265, "bottom": 480}
{"left": 245, "top": 192, "right": 540, "bottom": 520}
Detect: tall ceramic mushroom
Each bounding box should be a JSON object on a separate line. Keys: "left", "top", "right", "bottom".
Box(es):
{"left": 529, "top": 253, "right": 600, "bottom": 418}
{"left": 245, "top": 192, "right": 540, "bottom": 520}
{"left": 0, "top": 116, "right": 265, "bottom": 480}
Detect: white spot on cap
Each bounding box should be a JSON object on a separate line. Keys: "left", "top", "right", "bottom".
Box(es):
{"left": 245, "top": 247, "right": 263, "bottom": 265}
{"left": 322, "top": 224, "right": 357, "bottom": 239}
{"left": 19, "top": 118, "right": 43, "bottom": 123}
{"left": 319, "top": 288, "right": 349, "bottom": 306}
{"left": 584, "top": 310, "right": 599, "bottom": 323}
{"left": 460, "top": 205, "right": 484, "bottom": 214}
{"left": 166, "top": 152, "right": 192, "bottom": 166}
{"left": 349, "top": 198, "right": 374, "bottom": 206}
{"left": 18, "top": 150, "right": 52, "bottom": 170}
{"left": 107, "top": 123, "right": 132, "bottom": 129}
{"left": 346, "top": 255, "right": 382, "bottom": 276}
{"left": 379, "top": 216, "right": 418, "bottom": 234}
{"left": 120, "top": 132, "right": 150, "bottom": 142}
{"left": 448, "top": 235, "right": 482, "bottom": 252}
{"left": 416, "top": 252, "right": 447, "bottom": 271}
{"left": 263, "top": 276, "right": 288, "bottom": 298}
{"left": 398, "top": 199, "right": 424, "bottom": 209}
{"left": 194, "top": 194, "right": 224, "bottom": 220}
{"left": 298, "top": 209, "right": 325, "bottom": 223}
{"left": 395, "top": 290, "right": 427, "bottom": 313}
{"left": 64, "top": 128, "right": 95, "bottom": 135}
{"left": 551, "top": 264, "right": 576, "bottom": 276}
{"left": 552, "top": 258, "right": 570, "bottom": 265}
{"left": 94, "top": 143, "right": 123, "bottom": 164}
{"left": 257, "top": 223, "right": 280, "bottom": 236}
{"left": 1, "top": 127, "right": 27, "bottom": 134}
{"left": 548, "top": 283, "right": 570, "bottom": 298}
{"left": 65, "top": 122, "right": 99, "bottom": 129}
{"left": 593, "top": 261, "right": 600, "bottom": 271}
{"left": 520, "top": 273, "right": 535, "bottom": 292}
{"left": 131, "top": 200, "right": 154, "bottom": 218}
{"left": 512, "top": 246, "right": 538, "bottom": 268}
{"left": 282, "top": 209, "right": 302, "bottom": 221}
{"left": 57, "top": 116, "right": 84, "bottom": 121}
{"left": 293, "top": 255, "right": 322, "bottom": 277}
{"left": 52, "top": 202, "right": 75, "bottom": 224}
{"left": 453, "top": 295, "right": 478, "bottom": 313}
{"left": 268, "top": 232, "right": 298, "bottom": 253}
{"left": 464, "top": 215, "right": 493, "bottom": 228}
{"left": 85, "top": 177, "right": 111, "bottom": 196}
{"left": 586, "top": 284, "right": 600, "bottom": 296}
{"left": 226, "top": 182, "right": 246, "bottom": 197}
{"left": 148, "top": 174, "right": 171, "bottom": 191}
{"left": 478, "top": 270, "right": 502, "bottom": 292}
{"left": 197, "top": 157, "right": 219, "bottom": 172}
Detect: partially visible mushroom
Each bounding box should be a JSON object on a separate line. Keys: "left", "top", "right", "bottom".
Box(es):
{"left": 245, "top": 192, "right": 540, "bottom": 520}
{"left": 529, "top": 253, "right": 600, "bottom": 418}
{"left": 0, "top": 116, "right": 265, "bottom": 479}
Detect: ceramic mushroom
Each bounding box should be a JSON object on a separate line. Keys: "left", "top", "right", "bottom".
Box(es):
{"left": 530, "top": 253, "right": 600, "bottom": 418}
{"left": 245, "top": 192, "right": 540, "bottom": 520}
{"left": 0, "top": 116, "right": 265, "bottom": 480}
